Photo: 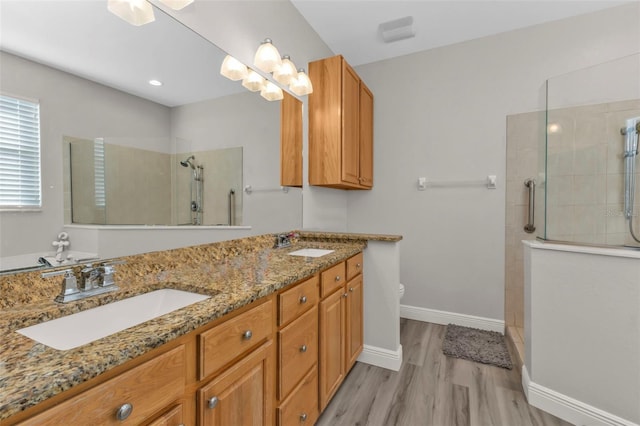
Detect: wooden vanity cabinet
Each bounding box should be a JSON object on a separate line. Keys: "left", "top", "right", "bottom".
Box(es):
{"left": 197, "top": 298, "right": 276, "bottom": 426}
{"left": 10, "top": 252, "right": 365, "bottom": 426}
{"left": 276, "top": 275, "right": 320, "bottom": 426}
{"left": 318, "top": 253, "right": 364, "bottom": 411}
{"left": 17, "top": 345, "right": 187, "bottom": 426}
{"left": 308, "top": 54, "right": 374, "bottom": 189}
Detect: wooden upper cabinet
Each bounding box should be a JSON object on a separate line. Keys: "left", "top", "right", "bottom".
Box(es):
{"left": 280, "top": 92, "right": 303, "bottom": 187}
{"left": 309, "top": 55, "right": 374, "bottom": 190}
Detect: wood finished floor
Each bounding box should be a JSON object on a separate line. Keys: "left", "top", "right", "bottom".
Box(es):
{"left": 316, "top": 319, "right": 572, "bottom": 426}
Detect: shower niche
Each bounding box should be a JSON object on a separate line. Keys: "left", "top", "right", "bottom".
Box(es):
{"left": 66, "top": 136, "right": 242, "bottom": 226}
{"left": 544, "top": 53, "right": 640, "bottom": 247}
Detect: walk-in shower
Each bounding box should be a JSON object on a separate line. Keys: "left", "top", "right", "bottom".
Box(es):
{"left": 541, "top": 53, "right": 640, "bottom": 247}
{"left": 180, "top": 155, "right": 204, "bottom": 225}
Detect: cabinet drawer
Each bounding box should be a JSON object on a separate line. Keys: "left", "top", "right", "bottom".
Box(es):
{"left": 320, "top": 262, "right": 346, "bottom": 298}
{"left": 199, "top": 299, "right": 273, "bottom": 380}
{"left": 346, "top": 253, "right": 363, "bottom": 281}
{"left": 279, "top": 275, "right": 318, "bottom": 326}
{"left": 278, "top": 306, "right": 318, "bottom": 400}
{"left": 277, "top": 366, "right": 319, "bottom": 426}
{"left": 19, "top": 345, "right": 185, "bottom": 426}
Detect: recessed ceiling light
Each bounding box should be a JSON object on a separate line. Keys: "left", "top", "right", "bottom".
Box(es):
{"left": 149, "top": 79, "right": 163, "bottom": 86}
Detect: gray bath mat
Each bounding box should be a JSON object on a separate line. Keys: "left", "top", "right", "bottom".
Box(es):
{"left": 442, "top": 324, "right": 512, "bottom": 369}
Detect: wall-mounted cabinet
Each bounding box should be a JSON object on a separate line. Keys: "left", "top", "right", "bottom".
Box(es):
{"left": 280, "top": 92, "right": 303, "bottom": 187}
{"left": 309, "top": 55, "right": 373, "bottom": 189}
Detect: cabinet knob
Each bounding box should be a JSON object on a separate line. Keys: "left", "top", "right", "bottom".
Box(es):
{"left": 300, "top": 413, "right": 308, "bottom": 422}
{"left": 299, "top": 295, "right": 307, "bottom": 304}
{"left": 115, "top": 403, "right": 133, "bottom": 421}
{"left": 242, "top": 330, "right": 253, "bottom": 340}
{"left": 356, "top": 263, "right": 361, "bottom": 269}
{"left": 208, "top": 396, "right": 219, "bottom": 409}
{"left": 343, "top": 293, "right": 348, "bottom": 298}
{"left": 335, "top": 275, "right": 341, "bottom": 282}
{"left": 349, "top": 287, "right": 354, "bottom": 292}
{"left": 300, "top": 344, "right": 307, "bottom": 353}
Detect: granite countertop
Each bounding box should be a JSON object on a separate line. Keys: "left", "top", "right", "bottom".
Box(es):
{"left": 0, "top": 234, "right": 375, "bottom": 420}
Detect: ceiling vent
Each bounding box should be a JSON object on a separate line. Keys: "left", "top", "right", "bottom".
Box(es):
{"left": 379, "top": 16, "right": 415, "bottom": 43}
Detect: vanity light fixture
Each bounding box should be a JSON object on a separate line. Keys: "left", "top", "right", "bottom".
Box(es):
{"left": 289, "top": 68, "right": 313, "bottom": 96}
{"left": 260, "top": 81, "right": 284, "bottom": 101}
{"left": 242, "top": 69, "right": 265, "bottom": 92}
{"left": 254, "top": 38, "right": 282, "bottom": 73}
{"left": 273, "top": 55, "right": 297, "bottom": 86}
{"left": 107, "top": 0, "right": 155, "bottom": 26}
{"left": 157, "top": 0, "right": 194, "bottom": 10}
{"left": 220, "top": 55, "right": 248, "bottom": 81}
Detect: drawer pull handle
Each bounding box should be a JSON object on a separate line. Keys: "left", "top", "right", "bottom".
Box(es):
{"left": 300, "top": 413, "right": 308, "bottom": 422}
{"left": 208, "top": 396, "right": 219, "bottom": 409}
{"left": 349, "top": 287, "right": 354, "bottom": 292}
{"left": 299, "top": 295, "right": 307, "bottom": 304}
{"left": 356, "top": 263, "right": 361, "bottom": 268}
{"left": 300, "top": 344, "right": 307, "bottom": 353}
{"left": 335, "top": 275, "right": 341, "bottom": 282}
{"left": 242, "top": 330, "right": 253, "bottom": 340}
{"left": 116, "top": 403, "right": 133, "bottom": 421}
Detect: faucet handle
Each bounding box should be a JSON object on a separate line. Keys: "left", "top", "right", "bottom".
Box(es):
{"left": 43, "top": 269, "right": 80, "bottom": 301}
{"left": 99, "top": 260, "right": 125, "bottom": 287}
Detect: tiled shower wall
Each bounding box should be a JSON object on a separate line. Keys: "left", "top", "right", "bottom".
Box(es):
{"left": 505, "top": 111, "right": 544, "bottom": 328}
{"left": 546, "top": 100, "right": 640, "bottom": 245}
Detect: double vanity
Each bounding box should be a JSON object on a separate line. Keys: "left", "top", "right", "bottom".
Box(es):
{"left": 0, "top": 231, "right": 401, "bottom": 425}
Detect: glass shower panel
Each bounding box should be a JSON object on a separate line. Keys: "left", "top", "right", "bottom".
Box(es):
{"left": 545, "top": 53, "right": 640, "bottom": 246}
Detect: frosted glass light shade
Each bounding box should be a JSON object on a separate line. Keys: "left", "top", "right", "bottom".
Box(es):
{"left": 242, "top": 69, "right": 265, "bottom": 92}
{"left": 220, "top": 55, "right": 248, "bottom": 81}
{"left": 273, "top": 56, "right": 297, "bottom": 86}
{"left": 158, "top": 0, "right": 194, "bottom": 10}
{"left": 290, "top": 69, "right": 313, "bottom": 96}
{"left": 107, "top": 0, "right": 155, "bottom": 26}
{"left": 260, "top": 81, "right": 284, "bottom": 101}
{"left": 254, "top": 39, "right": 282, "bottom": 73}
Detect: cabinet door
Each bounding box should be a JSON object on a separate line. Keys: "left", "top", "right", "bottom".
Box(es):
{"left": 145, "top": 405, "right": 183, "bottom": 426}
{"left": 359, "top": 83, "right": 374, "bottom": 188}
{"left": 280, "top": 92, "right": 303, "bottom": 187}
{"left": 341, "top": 61, "right": 360, "bottom": 185}
{"left": 319, "top": 288, "right": 345, "bottom": 410}
{"left": 198, "top": 341, "right": 274, "bottom": 426}
{"left": 346, "top": 276, "right": 364, "bottom": 371}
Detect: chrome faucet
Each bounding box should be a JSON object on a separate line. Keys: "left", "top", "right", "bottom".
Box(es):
{"left": 43, "top": 260, "right": 124, "bottom": 303}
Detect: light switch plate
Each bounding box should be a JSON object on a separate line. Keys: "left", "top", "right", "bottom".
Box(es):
{"left": 418, "top": 177, "right": 427, "bottom": 191}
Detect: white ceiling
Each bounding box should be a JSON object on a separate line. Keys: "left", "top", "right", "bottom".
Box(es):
{"left": 291, "top": 0, "right": 633, "bottom": 66}
{"left": 0, "top": 1, "right": 631, "bottom": 106}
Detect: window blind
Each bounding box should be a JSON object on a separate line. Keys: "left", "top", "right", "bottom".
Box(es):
{"left": 94, "top": 138, "right": 106, "bottom": 207}
{"left": 0, "top": 95, "right": 41, "bottom": 208}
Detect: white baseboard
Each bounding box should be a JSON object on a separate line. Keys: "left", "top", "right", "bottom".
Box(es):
{"left": 522, "top": 366, "right": 638, "bottom": 426}
{"left": 357, "top": 344, "right": 403, "bottom": 371}
{"left": 400, "top": 304, "right": 505, "bottom": 334}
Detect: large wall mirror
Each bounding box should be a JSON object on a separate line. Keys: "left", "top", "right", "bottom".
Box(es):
{"left": 0, "top": 1, "right": 303, "bottom": 273}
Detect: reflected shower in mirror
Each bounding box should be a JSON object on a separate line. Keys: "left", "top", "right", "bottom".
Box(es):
{"left": 65, "top": 138, "right": 242, "bottom": 226}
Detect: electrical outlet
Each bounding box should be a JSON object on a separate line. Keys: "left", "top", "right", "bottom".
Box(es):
{"left": 418, "top": 177, "right": 427, "bottom": 191}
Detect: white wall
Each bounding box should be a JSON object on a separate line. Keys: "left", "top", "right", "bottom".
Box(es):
{"left": 348, "top": 3, "right": 640, "bottom": 322}
{"left": 524, "top": 241, "right": 640, "bottom": 425}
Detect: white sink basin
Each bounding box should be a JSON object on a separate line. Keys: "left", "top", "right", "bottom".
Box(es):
{"left": 17, "top": 289, "right": 210, "bottom": 350}
{"left": 288, "top": 248, "right": 335, "bottom": 258}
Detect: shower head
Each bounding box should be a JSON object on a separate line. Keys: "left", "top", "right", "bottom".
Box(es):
{"left": 180, "top": 155, "right": 195, "bottom": 169}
